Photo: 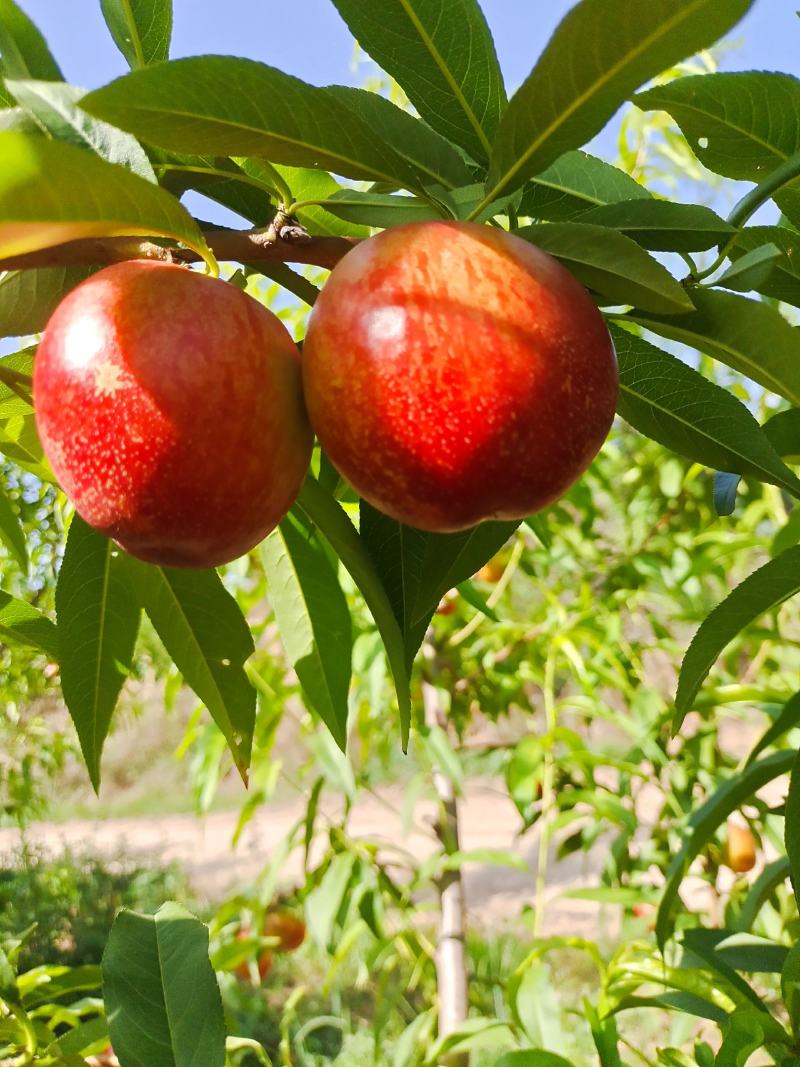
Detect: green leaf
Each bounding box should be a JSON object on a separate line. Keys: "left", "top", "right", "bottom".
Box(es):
{"left": 495, "top": 1054, "right": 576, "bottom": 1067}
{"left": 716, "top": 242, "right": 784, "bottom": 294}
{"left": 56, "top": 516, "right": 141, "bottom": 790}
{"left": 656, "top": 750, "right": 796, "bottom": 948}
{"left": 0, "top": 410, "right": 51, "bottom": 480}
{"left": 787, "top": 751, "right": 800, "bottom": 913}
{"left": 517, "top": 222, "right": 693, "bottom": 314}
{"left": 0, "top": 131, "right": 214, "bottom": 269}
{"left": 733, "top": 857, "right": 791, "bottom": 932}
{"left": 482, "top": 0, "right": 753, "bottom": 209}
{"left": 0, "top": 588, "right": 58, "bottom": 658}
{"left": 262, "top": 512, "right": 352, "bottom": 751}
{"left": 520, "top": 150, "right": 651, "bottom": 222}
{"left": 81, "top": 57, "right": 420, "bottom": 190}
{"left": 578, "top": 200, "right": 733, "bottom": 252}
{"left": 456, "top": 579, "right": 498, "bottom": 621}
{"left": 725, "top": 226, "right": 800, "bottom": 306}
{"left": 0, "top": 0, "right": 63, "bottom": 81}
{"left": 123, "top": 560, "right": 256, "bottom": 778}
{"left": 7, "top": 79, "right": 156, "bottom": 179}
{"left": 781, "top": 944, "right": 800, "bottom": 1037}
{"left": 0, "top": 266, "right": 94, "bottom": 339}
{"left": 294, "top": 477, "right": 411, "bottom": 747}
{"left": 326, "top": 86, "right": 473, "bottom": 190}
{"left": 634, "top": 72, "right": 800, "bottom": 182}
{"left": 100, "top": 0, "right": 172, "bottom": 69}
{"left": 677, "top": 546, "right": 800, "bottom": 713}
{"left": 620, "top": 290, "right": 800, "bottom": 405}
{"left": 103, "top": 902, "right": 226, "bottom": 1067}
{"left": 305, "top": 852, "right": 356, "bottom": 950}
{"left": 328, "top": 0, "right": 506, "bottom": 163}
{"left": 611, "top": 325, "right": 800, "bottom": 496}
{"left": 745, "top": 692, "right": 800, "bottom": 767}
{"left": 51, "top": 1015, "right": 109, "bottom": 1058}
{"left": 424, "top": 1019, "right": 513, "bottom": 1064}
{"left": 0, "top": 481, "right": 25, "bottom": 570}
{"left": 716, "top": 1008, "right": 789, "bottom": 1066}
{"left": 763, "top": 408, "right": 800, "bottom": 462}
{"left": 315, "top": 189, "right": 443, "bottom": 229}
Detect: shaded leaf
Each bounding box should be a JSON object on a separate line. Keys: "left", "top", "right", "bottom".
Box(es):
{"left": 124, "top": 560, "right": 256, "bottom": 777}
{"left": 0, "top": 480, "right": 26, "bottom": 570}
{"left": 716, "top": 242, "right": 783, "bottom": 294}
{"left": 612, "top": 325, "right": 800, "bottom": 496}
{"left": 327, "top": 86, "right": 473, "bottom": 190}
{"left": 294, "top": 477, "right": 411, "bottom": 746}
{"left": 0, "top": 0, "right": 62, "bottom": 81}
{"left": 262, "top": 512, "right": 352, "bottom": 750}
{"left": 656, "top": 751, "right": 796, "bottom": 948}
{"left": 713, "top": 472, "right": 740, "bottom": 517}
{"left": 745, "top": 692, "right": 800, "bottom": 766}
{"left": 517, "top": 222, "right": 693, "bottom": 314}
{"left": 733, "top": 857, "right": 791, "bottom": 932}
{"left": 7, "top": 78, "right": 156, "bottom": 179}
{"left": 103, "top": 902, "right": 225, "bottom": 1067}
{"left": 520, "top": 150, "right": 651, "bottom": 222}
{"left": 787, "top": 750, "right": 800, "bottom": 913}
{"left": 100, "top": 0, "right": 172, "bottom": 69}
{"left": 578, "top": 200, "right": 733, "bottom": 252}
{"left": 0, "top": 131, "right": 214, "bottom": 268}
{"left": 621, "top": 289, "right": 800, "bottom": 405}
{"left": 726, "top": 225, "right": 800, "bottom": 306}
{"left": 634, "top": 72, "right": 800, "bottom": 182}
{"left": 56, "top": 517, "right": 140, "bottom": 789}
{"left": 483, "top": 0, "right": 753, "bottom": 208}
{"left": 0, "top": 588, "right": 57, "bottom": 658}
{"left": 82, "top": 56, "right": 420, "bottom": 190}
{"left": 0, "top": 266, "right": 94, "bottom": 339}
{"left": 676, "top": 547, "right": 800, "bottom": 714}
{"left": 328, "top": 0, "right": 506, "bottom": 162}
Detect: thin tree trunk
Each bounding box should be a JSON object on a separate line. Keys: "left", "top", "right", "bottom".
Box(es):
{"left": 423, "top": 679, "right": 469, "bottom": 1067}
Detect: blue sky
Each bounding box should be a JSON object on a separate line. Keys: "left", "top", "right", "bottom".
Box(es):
{"left": 19, "top": 0, "right": 798, "bottom": 97}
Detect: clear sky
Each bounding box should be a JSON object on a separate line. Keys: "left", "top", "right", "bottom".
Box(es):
{"left": 18, "top": 0, "right": 798, "bottom": 97}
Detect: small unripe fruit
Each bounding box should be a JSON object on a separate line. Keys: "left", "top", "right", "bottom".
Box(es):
{"left": 264, "top": 911, "right": 306, "bottom": 952}
{"left": 34, "top": 261, "right": 312, "bottom": 568}
{"left": 722, "top": 819, "right": 756, "bottom": 873}
{"left": 303, "top": 221, "right": 617, "bottom": 532}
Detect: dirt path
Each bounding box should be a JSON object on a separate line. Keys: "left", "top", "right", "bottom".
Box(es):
{"left": 0, "top": 781, "right": 616, "bottom": 936}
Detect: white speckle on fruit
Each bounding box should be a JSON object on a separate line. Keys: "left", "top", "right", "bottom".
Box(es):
{"left": 93, "top": 361, "right": 126, "bottom": 396}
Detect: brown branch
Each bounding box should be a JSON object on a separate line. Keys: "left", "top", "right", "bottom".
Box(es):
{"left": 0, "top": 229, "right": 359, "bottom": 273}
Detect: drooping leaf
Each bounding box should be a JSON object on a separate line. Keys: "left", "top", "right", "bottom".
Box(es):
{"left": 517, "top": 222, "right": 693, "bottom": 314}
{"left": 0, "top": 131, "right": 214, "bottom": 269}
{"left": 713, "top": 471, "right": 740, "bottom": 517}
{"left": 620, "top": 289, "right": 800, "bottom": 405}
{"left": 611, "top": 325, "right": 800, "bottom": 496}
{"left": 519, "top": 150, "right": 651, "bottom": 222}
{"left": 482, "top": 0, "right": 753, "bottom": 210}
{"left": 0, "top": 0, "right": 63, "bottom": 82}
{"left": 787, "top": 751, "right": 800, "bottom": 913}
{"left": 0, "top": 588, "right": 57, "bottom": 658}
{"left": 716, "top": 242, "right": 784, "bottom": 295}
{"left": 656, "top": 750, "right": 796, "bottom": 948}
{"left": 7, "top": 79, "right": 156, "bottom": 179}
{"left": 0, "top": 480, "right": 26, "bottom": 570}
{"left": 124, "top": 559, "right": 256, "bottom": 777}
{"left": 634, "top": 72, "right": 800, "bottom": 182}
{"left": 676, "top": 546, "right": 800, "bottom": 715}
{"left": 328, "top": 0, "right": 506, "bottom": 163}
{"left": 763, "top": 408, "right": 800, "bottom": 462}
{"left": 100, "top": 0, "right": 172, "bottom": 69}
{"left": 327, "top": 86, "right": 473, "bottom": 190}
{"left": 262, "top": 511, "right": 352, "bottom": 750}
{"left": 0, "top": 266, "right": 94, "bottom": 338}
{"left": 745, "top": 693, "right": 800, "bottom": 767}
{"left": 81, "top": 56, "right": 421, "bottom": 190}
{"left": 294, "top": 477, "right": 411, "bottom": 746}
{"left": 305, "top": 852, "right": 356, "bottom": 950}
{"left": 733, "top": 857, "right": 792, "bottom": 932}
{"left": 725, "top": 225, "right": 800, "bottom": 306}
{"left": 578, "top": 200, "right": 733, "bottom": 252}
{"left": 55, "top": 517, "right": 141, "bottom": 790}
{"left": 103, "top": 902, "right": 226, "bottom": 1067}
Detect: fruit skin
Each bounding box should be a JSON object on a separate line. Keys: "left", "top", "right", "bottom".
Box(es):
{"left": 34, "top": 261, "right": 312, "bottom": 568}
{"left": 264, "top": 911, "right": 306, "bottom": 952}
{"left": 722, "top": 819, "right": 757, "bottom": 873}
{"left": 303, "top": 221, "right": 618, "bottom": 532}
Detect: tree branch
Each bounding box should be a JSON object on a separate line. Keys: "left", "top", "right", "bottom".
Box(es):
{"left": 0, "top": 229, "right": 359, "bottom": 273}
